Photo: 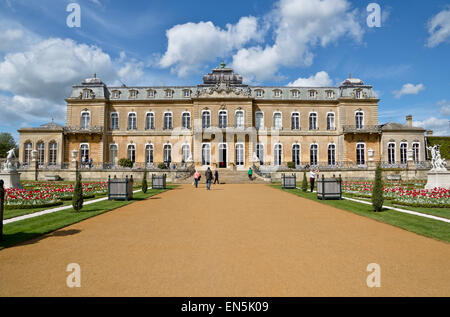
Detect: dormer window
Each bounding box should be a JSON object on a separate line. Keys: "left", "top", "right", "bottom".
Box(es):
{"left": 165, "top": 89, "right": 173, "bottom": 98}
{"left": 291, "top": 90, "right": 299, "bottom": 98}
{"left": 112, "top": 90, "right": 120, "bottom": 99}
{"left": 82, "top": 89, "right": 93, "bottom": 99}
{"left": 273, "top": 89, "right": 282, "bottom": 98}
{"left": 355, "top": 89, "right": 362, "bottom": 99}
{"left": 308, "top": 90, "right": 317, "bottom": 99}
{"left": 147, "top": 89, "right": 155, "bottom": 98}
{"left": 255, "top": 89, "right": 264, "bottom": 98}
{"left": 326, "top": 90, "right": 334, "bottom": 99}
{"left": 183, "top": 89, "right": 191, "bottom": 98}
{"left": 129, "top": 90, "right": 138, "bottom": 99}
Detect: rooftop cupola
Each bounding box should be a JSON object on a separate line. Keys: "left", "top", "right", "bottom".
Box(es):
{"left": 340, "top": 73, "right": 364, "bottom": 86}
{"left": 202, "top": 62, "right": 243, "bottom": 85}
{"left": 82, "top": 73, "right": 104, "bottom": 85}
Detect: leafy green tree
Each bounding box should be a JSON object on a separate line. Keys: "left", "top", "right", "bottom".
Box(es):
{"left": 72, "top": 172, "right": 84, "bottom": 212}
{"left": 0, "top": 133, "right": 17, "bottom": 158}
{"left": 301, "top": 171, "right": 308, "bottom": 192}
{"left": 372, "top": 164, "right": 384, "bottom": 212}
{"left": 287, "top": 161, "right": 296, "bottom": 169}
{"left": 142, "top": 170, "right": 148, "bottom": 194}
{"left": 118, "top": 158, "right": 133, "bottom": 168}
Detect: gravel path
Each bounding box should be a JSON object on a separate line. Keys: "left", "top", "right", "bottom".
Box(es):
{"left": 0, "top": 184, "right": 449, "bottom": 296}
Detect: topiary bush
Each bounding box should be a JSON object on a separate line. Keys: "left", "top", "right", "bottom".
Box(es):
{"left": 118, "top": 158, "right": 133, "bottom": 168}
{"left": 142, "top": 170, "right": 148, "bottom": 194}
{"left": 72, "top": 172, "right": 84, "bottom": 212}
{"left": 372, "top": 164, "right": 384, "bottom": 212}
{"left": 287, "top": 161, "right": 296, "bottom": 169}
{"left": 301, "top": 172, "right": 308, "bottom": 192}
{"left": 158, "top": 162, "right": 167, "bottom": 169}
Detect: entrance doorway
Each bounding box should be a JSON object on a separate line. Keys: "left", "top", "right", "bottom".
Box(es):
{"left": 219, "top": 143, "right": 227, "bottom": 168}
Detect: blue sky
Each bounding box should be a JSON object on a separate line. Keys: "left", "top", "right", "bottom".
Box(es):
{"left": 0, "top": 0, "right": 449, "bottom": 140}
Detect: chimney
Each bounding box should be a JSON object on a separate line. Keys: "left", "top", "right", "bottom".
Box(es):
{"left": 406, "top": 115, "right": 412, "bottom": 127}
{"left": 426, "top": 130, "right": 434, "bottom": 136}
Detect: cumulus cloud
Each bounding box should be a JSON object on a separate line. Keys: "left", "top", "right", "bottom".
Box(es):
{"left": 231, "top": 0, "right": 363, "bottom": 81}
{"left": 438, "top": 99, "right": 450, "bottom": 116}
{"left": 392, "top": 83, "right": 425, "bottom": 98}
{"left": 426, "top": 7, "right": 450, "bottom": 47}
{"left": 413, "top": 117, "right": 450, "bottom": 136}
{"left": 288, "top": 71, "right": 333, "bottom": 87}
{"left": 159, "top": 16, "right": 264, "bottom": 76}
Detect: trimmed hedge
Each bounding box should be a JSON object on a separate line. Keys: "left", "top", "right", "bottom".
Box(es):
{"left": 392, "top": 200, "right": 450, "bottom": 209}
{"left": 5, "top": 201, "right": 63, "bottom": 210}
{"left": 60, "top": 194, "right": 96, "bottom": 201}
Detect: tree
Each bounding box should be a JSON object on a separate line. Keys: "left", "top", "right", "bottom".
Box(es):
{"left": 142, "top": 170, "right": 148, "bottom": 194}
{"left": 301, "top": 171, "right": 308, "bottom": 192}
{"left": 72, "top": 171, "right": 84, "bottom": 212}
{"left": 0, "top": 133, "right": 17, "bottom": 158}
{"left": 118, "top": 158, "right": 133, "bottom": 168}
{"left": 372, "top": 164, "right": 384, "bottom": 212}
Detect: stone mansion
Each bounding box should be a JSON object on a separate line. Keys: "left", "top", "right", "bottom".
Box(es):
{"left": 18, "top": 64, "right": 429, "bottom": 173}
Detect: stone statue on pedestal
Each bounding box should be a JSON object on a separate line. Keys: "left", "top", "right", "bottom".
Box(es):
{"left": 0, "top": 148, "right": 22, "bottom": 189}
{"left": 425, "top": 145, "right": 450, "bottom": 190}
{"left": 427, "top": 145, "right": 447, "bottom": 172}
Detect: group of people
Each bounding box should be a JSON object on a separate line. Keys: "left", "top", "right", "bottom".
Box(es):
{"left": 81, "top": 156, "right": 93, "bottom": 169}
{"left": 193, "top": 167, "right": 254, "bottom": 190}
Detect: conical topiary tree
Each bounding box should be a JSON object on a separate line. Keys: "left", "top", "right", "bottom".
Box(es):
{"left": 372, "top": 164, "right": 384, "bottom": 212}
{"left": 72, "top": 171, "right": 84, "bottom": 212}
{"left": 142, "top": 170, "right": 148, "bottom": 194}
{"left": 301, "top": 171, "right": 308, "bottom": 192}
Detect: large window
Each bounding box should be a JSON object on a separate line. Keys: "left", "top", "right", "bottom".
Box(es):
{"left": 37, "top": 142, "right": 45, "bottom": 166}
{"left": 219, "top": 110, "right": 227, "bottom": 128}
{"left": 412, "top": 143, "right": 420, "bottom": 163}
{"left": 81, "top": 111, "right": 90, "bottom": 129}
{"left": 400, "top": 143, "right": 408, "bottom": 164}
{"left": 111, "top": 112, "right": 119, "bottom": 130}
{"left": 309, "top": 113, "right": 318, "bottom": 130}
{"left": 310, "top": 144, "right": 318, "bottom": 166}
{"left": 291, "top": 112, "right": 300, "bottom": 130}
{"left": 182, "top": 144, "right": 190, "bottom": 163}
{"left": 145, "top": 112, "right": 155, "bottom": 130}
{"left": 356, "top": 143, "right": 365, "bottom": 166}
{"left": 202, "top": 110, "right": 211, "bottom": 129}
{"left": 182, "top": 112, "right": 191, "bottom": 129}
{"left": 273, "top": 112, "right": 282, "bottom": 129}
{"left": 202, "top": 143, "right": 211, "bottom": 166}
{"left": 145, "top": 144, "right": 154, "bottom": 166}
{"left": 24, "top": 142, "right": 32, "bottom": 165}
{"left": 256, "top": 143, "right": 264, "bottom": 165}
{"left": 163, "top": 144, "right": 172, "bottom": 165}
{"left": 235, "top": 110, "right": 244, "bottom": 128}
{"left": 327, "top": 113, "right": 335, "bottom": 130}
{"left": 235, "top": 143, "right": 244, "bottom": 166}
{"left": 110, "top": 144, "right": 118, "bottom": 166}
{"left": 128, "top": 113, "right": 137, "bottom": 130}
{"left": 49, "top": 142, "right": 57, "bottom": 166}
{"left": 292, "top": 144, "right": 300, "bottom": 166}
{"left": 80, "top": 144, "right": 89, "bottom": 162}
{"left": 255, "top": 111, "right": 264, "bottom": 130}
{"left": 355, "top": 111, "right": 364, "bottom": 129}
{"left": 163, "top": 112, "right": 173, "bottom": 130}
{"left": 127, "top": 144, "right": 136, "bottom": 163}
{"left": 328, "top": 144, "right": 336, "bottom": 166}
{"left": 388, "top": 143, "right": 396, "bottom": 164}
{"left": 274, "top": 143, "right": 282, "bottom": 166}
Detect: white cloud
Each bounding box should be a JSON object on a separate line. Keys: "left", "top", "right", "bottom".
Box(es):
{"left": 392, "top": 83, "right": 425, "bottom": 98}
{"left": 438, "top": 100, "right": 450, "bottom": 116}
{"left": 159, "top": 16, "right": 264, "bottom": 77}
{"left": 288, "top": 71, "right": 333, "bottom": 87}
{"left": 231, "top": 0, "right": 363, "bottom": 81}
{"left": 426, "top": 7, "right": 450, "bottom": 47}
{"left": 413, "top": 117, "right": 450, "bottom": 136}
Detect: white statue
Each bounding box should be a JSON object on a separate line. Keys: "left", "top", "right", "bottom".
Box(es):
{"left": 427, "top": 145, "right": 447, "bottom": 172}
{"left": 3, "top": 148, "right": 17, "bottom": 171}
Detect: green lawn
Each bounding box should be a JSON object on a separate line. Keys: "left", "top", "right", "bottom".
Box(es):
{"left": 1, "top": 186, "right": 175, "bottom": 250}
{"left": 272, "top": 185, "right": 450, "bottom": 243}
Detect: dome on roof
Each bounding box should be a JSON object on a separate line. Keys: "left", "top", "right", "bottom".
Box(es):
{"left": 340, "top": 77, "right": 364, "bottom": 86}
{"left": 82, "top": 73, "right": 103, "bottom": 85}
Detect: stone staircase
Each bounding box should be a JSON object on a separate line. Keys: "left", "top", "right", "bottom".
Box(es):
{"left": 173, "top": 169, "right": 271, "bottom": 184}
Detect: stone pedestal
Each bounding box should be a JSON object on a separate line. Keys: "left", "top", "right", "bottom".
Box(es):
{"left": 0, "top": 170, "right": 23, "bottom": 189}
{"left": 425, "top": 171, "right": 450, "bottom": 190}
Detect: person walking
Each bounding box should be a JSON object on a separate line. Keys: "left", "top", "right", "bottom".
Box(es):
{"left": 248, "top": 167, "right": 253, "bottom": 181}
{"left": 309, "top": 167, "right": 319, "bottom": 192}
{"left": 213, "top": 170, "right": 219, "bottom": 184}
{"left": 205, "top": 167, "right": 213, "bottom": 190}
{"left": 193, "top": 170, "right": 200, "bottom": 188}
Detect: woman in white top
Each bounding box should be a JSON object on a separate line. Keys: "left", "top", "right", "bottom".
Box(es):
{"left": 309, "top": 168, "right": 319, "bottom": 192}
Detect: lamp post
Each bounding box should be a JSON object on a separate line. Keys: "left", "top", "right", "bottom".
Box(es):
{"left": 31, "top": 150, "right": 38, "bottom": 181}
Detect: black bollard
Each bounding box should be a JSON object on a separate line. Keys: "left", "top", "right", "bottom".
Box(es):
{"left": 0, "top": 180, "right": 4, "bottom": 241}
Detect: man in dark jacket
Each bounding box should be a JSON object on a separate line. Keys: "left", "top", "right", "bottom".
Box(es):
{"left": 213, "top": 170, "right": 219, "bottom": 184}
{"left": 205, "top": 167, "right": 213, "bottom": 190}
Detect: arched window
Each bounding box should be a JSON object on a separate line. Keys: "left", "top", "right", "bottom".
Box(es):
{"left": 145, "top": 112, "right": 155, "bottom": 130}
{"left": 81, "top": 111, "right": 90, "bottom": 129}
{"left": 256, "top": 143, "right": 264, "bottom": 165}
{"left": 328, "top": 144, "right": 336, "bottom": 166}
{"left": 163, "top": 112, "right": 173, "bottom": 130}
{"left": 127, "top": 144, "right": 136, "bottom": 163}
{"left": 80, "top": 144, "right": 89, "bottom": 162}
{"left": 388, "top": 143, "right": 396, "bottom": 164}
{"left": 274, "top": 143, "right": 283, "bottom": 166}
{"left": 400, "top": 143, "right": 408, "bottom": 164}
{"left": 182, "top": 144, "right": 190, "bottom": 163}
{"left": 355, "top": 111, "right": 364, "bottom": 129}
{"left": 291, "top": 112, "right": 300, "bottom": 130}
{"left": 182, "top": 112, "right": 191, "bottom": 129}
{"left": 310, "top": 144, "right": 318, "bottom": 166}
{"left": 255, "top": 111, "right": 264, "bottom": 130}
{"left": 235, "top": 143, "right": 244, "bottom": 166}
{"left": 273, "top": 112, "right": 282, "bottom": 129}
{"left": 219, "top": 110, "right": 227, "bottom": 128}
{"left": 128, "top": 113, "right": 137, "bottom": 130}
{"left": 37, "top": 142, "right": 45, "bottom": 166}
{"left": 356, "top": 143, "right": 366, "bottom": 166}
{"left": 202, "top": 143, "right": 211, "bottom": 166}
{"left": 110, "top": 144, "right": 118, "bottom": 166}
{"left": 24, "top": 142, "right": 32, "bottom": 165}
{"left": 235, "top": 110, "right": 244, "bottom": 128}
{"left": 202, "top": 110, "right": 211, "bottom": 129}
{"left": 145, "top": 144, "right": 154, "bottom": 166}
{"left": 327, "top": 113, "right": 335, "bottom": 130}
{"left": 49, "top": 142, "right": 57, "bottom": 166}
{"left": 412, "top": 143, "right": 420, "bottom": 163}
{"left": 110, "top": 112, "right": 119, "bottom": 130}
{"left": 163, "top": 144, "right": 172, "bottom": 165}
{"left": 292, "top": 144, "right": 300, "bottom": 166}
{"left": 309, "top": 113, "right": 318, "bottom": 130}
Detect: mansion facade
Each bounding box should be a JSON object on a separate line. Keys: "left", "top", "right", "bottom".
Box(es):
{"left": 18, "top": 64, "right": 428, "bottom": 172}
